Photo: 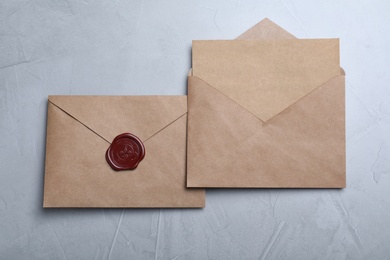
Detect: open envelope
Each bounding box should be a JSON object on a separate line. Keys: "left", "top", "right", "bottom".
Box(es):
{"left": 44, "top": 96, "right": 205, "bottom": 207}
{"left": 187, "top": 19, "right": 346, "bottom": 188}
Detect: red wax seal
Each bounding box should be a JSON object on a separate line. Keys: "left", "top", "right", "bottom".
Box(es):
{"left": 106, "top": 133, "right": 145, "bottom": 171}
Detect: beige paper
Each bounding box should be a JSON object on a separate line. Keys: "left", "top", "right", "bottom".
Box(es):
{"left": 192, "top": 39, "right": 340, "bottom": 121}
{"left": 187, "top": 19, "right": 345, "bottom": 188}
{"left": 44, "top": 96, "right": 205, "bottom": 207}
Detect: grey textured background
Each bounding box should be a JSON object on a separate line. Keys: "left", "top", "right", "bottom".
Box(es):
{"left": 1, "top": 0, "right": 390, "bottom": 259}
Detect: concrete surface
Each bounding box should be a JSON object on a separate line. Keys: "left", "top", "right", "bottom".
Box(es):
{"left": 1, "top": 0, "right": 390, "bottom": 259}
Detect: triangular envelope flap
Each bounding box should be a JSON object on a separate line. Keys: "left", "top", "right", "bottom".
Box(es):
{"left": 237, "top": 18, "right": 296, "bottom": 40}
{"left": 192, "top": 39, "right": 340, "bottom": 122}
{"left": 237, "top": 19, "right": 346, "bottom": 80}
{"left": 188, "top": 19, "right": 295, "bottom": 77}
{"left": 48, "top": 95, "right": 187, "bottom": 142}
{"left": 238, "top": 19, "right": 346, "bottom": 77}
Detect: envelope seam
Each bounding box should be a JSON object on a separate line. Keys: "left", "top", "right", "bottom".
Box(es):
{"left": 190, "top": 73, "right": 344, "bottom": 123}
{"left": 189, "top": 76, "right": 265, "bottom": 123}
{"left": 48, "top": 100, "right": 111, "bottom": 144}
{"left": 265, "top": 73, "right": 344, "bottom": 124}
{"left": 143, "top": 112, "right": 187, "bottom": 143}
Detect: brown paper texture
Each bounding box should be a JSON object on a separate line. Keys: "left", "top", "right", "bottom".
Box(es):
{"left": 192, "top": 39, "right": 340, "bottom": 121}
{"left": 187, "top": 19, "right": 345, "bottom": 188}
{"left": 237, "top": 18, "right": 296, "bottom": 40}
{"left": 44, "top": 96, "right": 205, "bottom": 208}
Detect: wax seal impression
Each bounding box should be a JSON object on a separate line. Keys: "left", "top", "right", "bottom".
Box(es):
{"left": 106, "top": 133, "right": 145, "bottom": 171}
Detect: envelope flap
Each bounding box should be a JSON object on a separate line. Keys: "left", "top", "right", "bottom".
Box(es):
{"left": 192, "top": 39, "right": 340, "bottom": 122}
{"left": 237, "top": 18, "right": 296, "bottom": 40}
{"left": 48, "top": 95, "right": 187, "bottom": 142}
{"left": 238, "top": 19, "right": 345, "bottom": 77}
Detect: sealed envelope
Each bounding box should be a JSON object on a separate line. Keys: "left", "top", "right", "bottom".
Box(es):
{"left": 187, "top": 20, "right": 345, "bottom": 188}
{"left": 44, "top": 96, "right": 205, "bottom": 207}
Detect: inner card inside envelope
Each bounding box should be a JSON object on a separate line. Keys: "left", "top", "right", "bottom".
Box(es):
{"left": 192, "top": 39, "right": 340, "bottom": 122}
{"left": 188, "top": 39, "right": 345, "bottom": 188}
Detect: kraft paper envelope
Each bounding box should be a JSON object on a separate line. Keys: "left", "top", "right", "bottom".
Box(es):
{"left": 44, "top": 96, "right": 205, "bottom": 207}
{"left": 187, "top": 20, "right": 345, "bottom": 188}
